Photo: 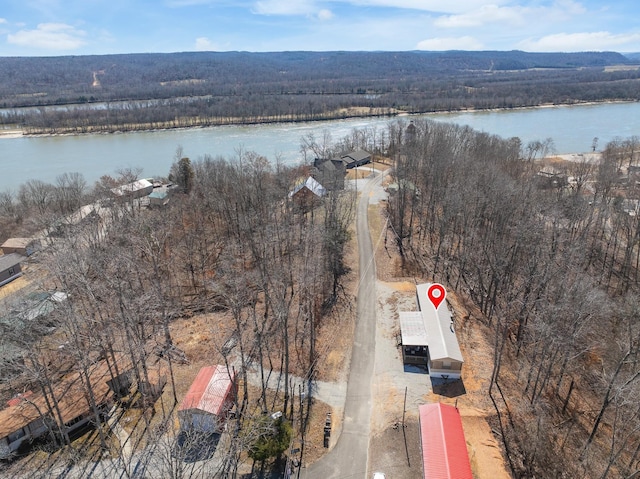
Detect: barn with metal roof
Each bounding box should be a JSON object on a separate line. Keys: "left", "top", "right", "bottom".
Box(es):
{"left": 418, "top": 403, "right": 473, "bottom": 479}
{"left": 178, "top": 365, "right": 236, "bottom": 433}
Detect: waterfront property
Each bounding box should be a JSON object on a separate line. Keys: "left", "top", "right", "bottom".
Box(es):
{"left": 148, "top": 183, "right": 178, "bottom": 207}
{"left": 340, "top": 149, "right": 372, "bottom": 169}
{"left": 111, "top": 178, "right": 154, "bottom": 199}
{"left": 418, "top": 403, "right": 473, "bottom": 479}
{"left": 178, "top": 365, "right": 236, "bottom": 433}
{"left": 1, "top": 101, "right": 638, "bottom": 193}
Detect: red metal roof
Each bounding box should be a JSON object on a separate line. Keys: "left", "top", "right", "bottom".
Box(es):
{"left": 6, "top": 391, "right": 33, "bottom": 408}
{"left": 418, "top": 403, "right": 473, "bottom": 479}
{"left": 179, "top": 365, "right": 235, "bottom": 416}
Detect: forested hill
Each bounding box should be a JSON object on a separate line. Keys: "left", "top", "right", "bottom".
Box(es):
{"left": 0, "top": 50, "right": 632, "bottom": 107}
{"left": 1, "top": 50, "right": 638, "bottom": 134}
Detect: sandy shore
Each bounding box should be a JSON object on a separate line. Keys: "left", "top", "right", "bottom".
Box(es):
{"left": 0, "top": 129, "right": 23, "bottom": 139}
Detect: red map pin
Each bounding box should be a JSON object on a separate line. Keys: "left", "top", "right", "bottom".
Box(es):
{"left": 427, "top": 283, "right": 446, "bottom": 310}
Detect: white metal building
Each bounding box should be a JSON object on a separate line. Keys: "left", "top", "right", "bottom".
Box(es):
{"left": 399, "top": 283, "right": 464, "bottom": 379}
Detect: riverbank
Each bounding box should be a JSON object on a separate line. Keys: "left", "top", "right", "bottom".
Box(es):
{"left": 17, "top": 106, "right": 401, "bottom": 137}
{"left": 8, "top": 99, "right": 637, "bottom": 139}
{"left": 1, "top": 100, "right": 637, "bottom": 192}
{"left": 0, "top": 128, "right": 23, "bottom": 139}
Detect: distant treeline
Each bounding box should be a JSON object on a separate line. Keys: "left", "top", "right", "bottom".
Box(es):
{"left": 1, "top": 50, "right": 639, "bottom": 134}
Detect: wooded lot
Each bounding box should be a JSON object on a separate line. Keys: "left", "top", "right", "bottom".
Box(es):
{"left": 1, "top": 50, "right": 639, "bottom": 134}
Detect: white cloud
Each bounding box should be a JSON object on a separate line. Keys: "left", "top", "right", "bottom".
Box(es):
{"left": 195, "top": 36, "right": 218, "bottom": 51}
{"left": 0, "top": 18, "right": 7, "bottom": 24}
{"left": 7, "top": 23, "right": 87, "bottom": 50}
{"left": 416, "top": 36, "right": 484, "bottom": 51}
{"left": 435, "top": 5, "right": 524, "bottom": 28}
{"left": 434, "top": 1, "right": 587, "bottom": 29}
{"left": 317, "top": 9, "right": 334, "bottom": 21}
{"left": 518, "top": 31, "right": 640, "bottom": 52}
{"left": 252, "top": 1, "right": 334, "bottom": 21}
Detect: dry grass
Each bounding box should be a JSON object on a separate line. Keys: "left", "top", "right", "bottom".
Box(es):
{"left": 298, "top": 399, "right": 334, "bottom": 466}
{"left": 0, "top": 275, "right": 30, "bottom": 300}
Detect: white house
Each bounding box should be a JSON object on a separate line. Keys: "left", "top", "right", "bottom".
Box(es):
{"left": 111, "top": 179, "right": 154, "bottom": 199}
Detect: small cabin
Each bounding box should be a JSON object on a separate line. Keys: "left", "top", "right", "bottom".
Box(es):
{"left": 536, "top": 166, "right": 568, "bottom": 189}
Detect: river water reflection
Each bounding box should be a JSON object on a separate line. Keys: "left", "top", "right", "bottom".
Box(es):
{"left": 1, "top": 101, "right": 639, "bottom": 191}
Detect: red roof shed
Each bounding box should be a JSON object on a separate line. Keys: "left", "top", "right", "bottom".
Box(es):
{"left": 179, "top": 365, "right": 235, "bottom": 416}
{"left": 418, "top": 403, "right": 473, "bottom": 479}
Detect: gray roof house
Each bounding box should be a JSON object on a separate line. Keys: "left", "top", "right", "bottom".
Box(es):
{"left": 312, "top": 158, "right": 346, "bottom": 191}
{"left": 0, "top": 254, "right": 26, "bottom": 287}
{"left": 340, "top": 150, "right": 372, "bottom": 169}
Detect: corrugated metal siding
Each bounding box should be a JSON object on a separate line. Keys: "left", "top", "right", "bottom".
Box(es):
{"left": 400, "top": 311, "right": 428, "bottom": 346}
{"left": 419, "top": 403, "right": 473, "bottom": 479}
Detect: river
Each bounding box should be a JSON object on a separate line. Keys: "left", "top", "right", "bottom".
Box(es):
{"left": 1, "top": 101, "right": 639, "bottom": 192}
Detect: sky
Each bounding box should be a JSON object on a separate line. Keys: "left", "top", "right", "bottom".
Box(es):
{"left": 1, "top": 0, "right": 640, "bottom": 56}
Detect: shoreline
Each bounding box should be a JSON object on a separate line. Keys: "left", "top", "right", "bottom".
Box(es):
{"left": 2, "top": 99, "right": 636, "bottom": 140}
{"left": 0, "top": 129, "right": 23, "bottom": 139}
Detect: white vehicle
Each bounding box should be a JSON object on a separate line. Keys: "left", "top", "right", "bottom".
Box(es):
{"left": 372, "top": 473, "right": 386, "bottom": 479}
